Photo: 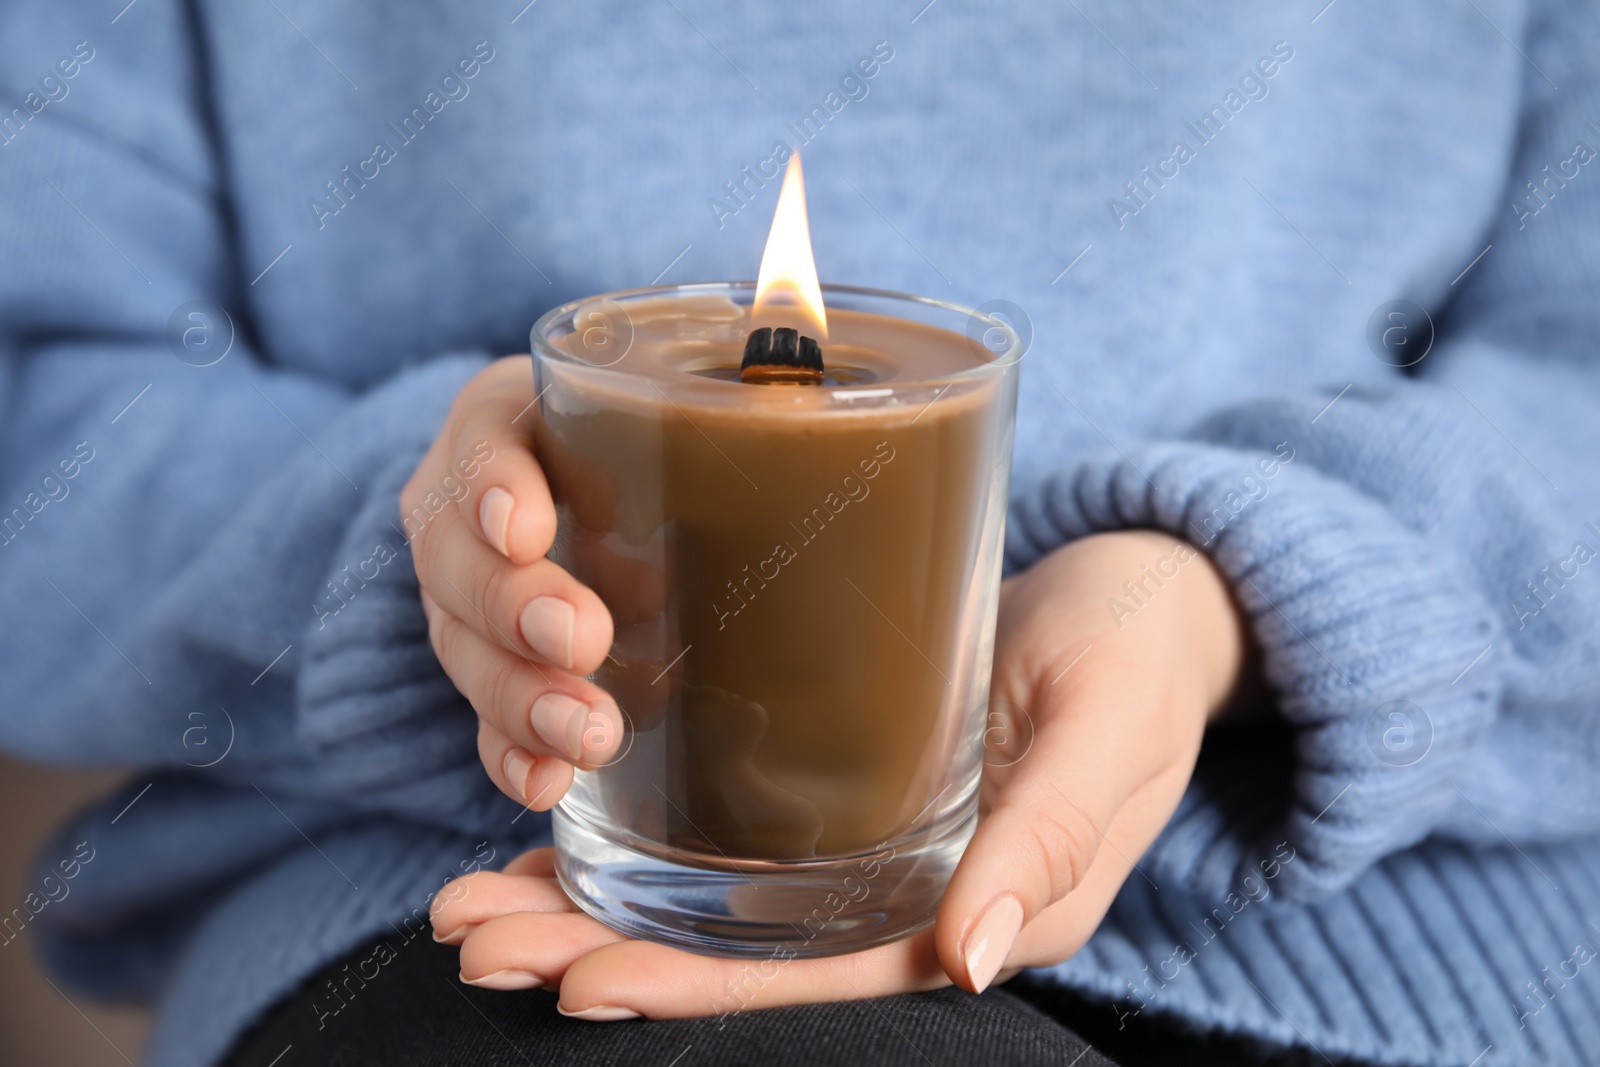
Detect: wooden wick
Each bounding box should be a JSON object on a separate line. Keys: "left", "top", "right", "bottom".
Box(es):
{"left": 741, "top": 326, "right": 824, "bottom": 385}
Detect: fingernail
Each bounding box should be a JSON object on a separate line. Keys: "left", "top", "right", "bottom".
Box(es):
{"left": 963, "top": 895, "right": 1024, "bottom": 993}
{"left": 520, "top": 596, "right": 575, "bottom": 669}
{"left": 502, "top": 747, "right": 535, "bottom": 801}
{"left": 461, "top": 969, "right": 544, "bottom": 991}
{"left": 479, "top": 487, "right": 515, "bottom": 558}
{"left": 578, "top": 698, "right": 622, "bottom": 762}
{"left": 432, "top": 924, "right": 467, "bottom": 945}
{"left": 530, "top": 692, "right": 586, "bottom": 760}
{"left": 558, "top": 1004, "right": 641, "bottom": 1021}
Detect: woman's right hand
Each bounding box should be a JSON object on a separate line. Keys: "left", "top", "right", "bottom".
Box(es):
{"left": 402, "top": 355, "right": 622, "bottom": 813}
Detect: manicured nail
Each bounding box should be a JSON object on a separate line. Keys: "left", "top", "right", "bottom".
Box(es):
{"left": 461, "top": 969, "right": 544, "bottom": 991}
{"left": 558, "top": 1004, "right": 641, "bottom": 1021}
{"left": 963, "top": 895, "right": 1024, "bottom": 993}
{"left": 530, "top": 692, "right": 585, "bottom": 760}
{"left": 578, "top": 698, "right": 622, "bottom": 761}
{"left": 479, "top": 487, "right": 514, "bottom": 557}
{"left": 520, "top": 596, "right": 575, "bottom": 669}
{"left": 502, "top": 747, "right": 535, "bottom": 801}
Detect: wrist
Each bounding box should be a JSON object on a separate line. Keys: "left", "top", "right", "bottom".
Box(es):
{"left": 1104, "top": 530, "right": 1246, "bottom": 719}
{"left": 1180, "top": 545, "right": 1252, "bottom": 722}
{"left": 1000, "top": 531, "right": 1250, "bottom": 723}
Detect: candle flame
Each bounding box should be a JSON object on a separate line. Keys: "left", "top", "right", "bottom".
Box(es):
{"left": 753, "top": 153, "right": 828, "bottom": 342}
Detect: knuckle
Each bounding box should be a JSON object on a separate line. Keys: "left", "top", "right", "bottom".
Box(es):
{"left": 479, "top": 556, "right": 517, "bottom": 634}
{"left": 430, "top": 870, "right": 482, "bottom": 916}
{"left": 455, "top": 403, "right": 512, "bottom": 460}
{"left": 400, "top": 497, "right": 433, "bottom": 555}
{"left": 413, "top": 513, "right": 446, "bottom": 579}
{"left": 425, "top": 604, "right": 464, "bottom": 671}
{"left": 482, "top": 657, "right": 529, "bottom": 731}
{"left": 432, "top": 872, "right": 476, "bottom": 911}
{"left": 475, "top": 717, "right": 501, "bottom": 761}
{"left": 1022, "top": 802, "right": 1102, "bottom": 901}
{"left": 411, "top": 531, "right": 432, "bottom": 586}
{"left": 428, "top": 608, "right": 459, "bottom": 665}
{"left": 398, "top": 474, "right": 419, "bottom": 515}
{"left": 399, "top": 476, "right": 435, "bottom": 538}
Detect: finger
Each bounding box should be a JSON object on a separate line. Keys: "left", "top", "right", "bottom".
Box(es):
{"left": 458, "top": 911, "right": 629, "bottom": 991}
{"left": 430, "top": 869, "right": 577, "bottom": 944}
{"left": 417, "top": 507, "right": 613, "bottom": 674}
{"left": 503, "top": 847, "right": 557, "bottom": 878}
{"left": 556, "top": 931, "right": 947, "bottom": 1021}
{"left": 419, "top": 587, "right": 442, "bottom": 625}
{"left": 417, "top": 355, "right": 558, "bottom": 566}
{"left": 937, "top": 655, "right": 1192, "bottom": 994}
{"left": 477, "top": 718, "right": 574, "bottom": 811}
{"left": 1005, "top": 760, "right": 1196, "bottom": 966}
{"left": 429, "top": 607, "right": 624, "bottom": 767}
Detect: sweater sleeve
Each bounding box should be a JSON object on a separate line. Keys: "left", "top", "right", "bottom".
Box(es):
{"left": 1006, "top": 0, "right": 1600, "bottom": 902}
{"left": 0, "top": 2, "right": 520, "bottom": 839}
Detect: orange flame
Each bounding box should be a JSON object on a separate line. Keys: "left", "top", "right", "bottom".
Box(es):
{"left": 753, "top": 153, "right": 828, "bottom": 342}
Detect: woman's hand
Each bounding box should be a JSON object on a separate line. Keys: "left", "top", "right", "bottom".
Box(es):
{"left": 402, "top": 356, "right": 622, "bottom": 814}
{"left": 429, "top": 530, "right": 1249, "bottom": 1017}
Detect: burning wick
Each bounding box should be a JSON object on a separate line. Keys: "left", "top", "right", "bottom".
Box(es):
{"left": 741, "top": 326, "right": 824, "bottom": 384}
{"left": 745, "top": 153, "right": 828, "bottom": 385}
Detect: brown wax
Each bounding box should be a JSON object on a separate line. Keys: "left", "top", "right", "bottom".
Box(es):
{"left": 537, "top": 296, "right": 1003, "bottom": 859}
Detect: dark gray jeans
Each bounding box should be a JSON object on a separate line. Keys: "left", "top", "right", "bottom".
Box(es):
{"left": 222, "top": 934, "right": 1330, "bottom": 1067}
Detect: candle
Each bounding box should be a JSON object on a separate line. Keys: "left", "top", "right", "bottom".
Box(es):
{"left": 535, "top": 157, "right": 1020, "bottom": 957}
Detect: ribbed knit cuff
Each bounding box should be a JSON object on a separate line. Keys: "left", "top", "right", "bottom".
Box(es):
{"left": 202, "top": 351, "right": 527, "bottom": 841}
{"left": 1006, "top": 441, "right": 1500, "bottom": 900}
{"left": 290, "top": 425, "right": 519, "bottom": 841}
{"left": 1035, "top": 835, "right": 1600, "bottom": 1067}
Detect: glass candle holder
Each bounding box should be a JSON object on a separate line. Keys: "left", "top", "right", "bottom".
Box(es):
{"left": 532, "top": 282, "right": 1021, "bottom": 958}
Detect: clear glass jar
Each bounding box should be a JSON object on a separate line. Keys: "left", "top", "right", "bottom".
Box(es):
{"left": 532, "top": 282, "right": 1020, "bottom": 958}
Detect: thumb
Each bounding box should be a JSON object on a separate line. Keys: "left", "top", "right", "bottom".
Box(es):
{"left": 935, "top": 653, "right": 1187, "bottom": 993}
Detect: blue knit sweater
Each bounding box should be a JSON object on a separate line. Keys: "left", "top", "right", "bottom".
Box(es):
{"left": 3, "top": 1, "right": 1598, "bottom": 1064}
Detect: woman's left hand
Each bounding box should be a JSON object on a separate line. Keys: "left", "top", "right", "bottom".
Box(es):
{"left": 430, "top": 531, "right": 1248, "bottom": 1019}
